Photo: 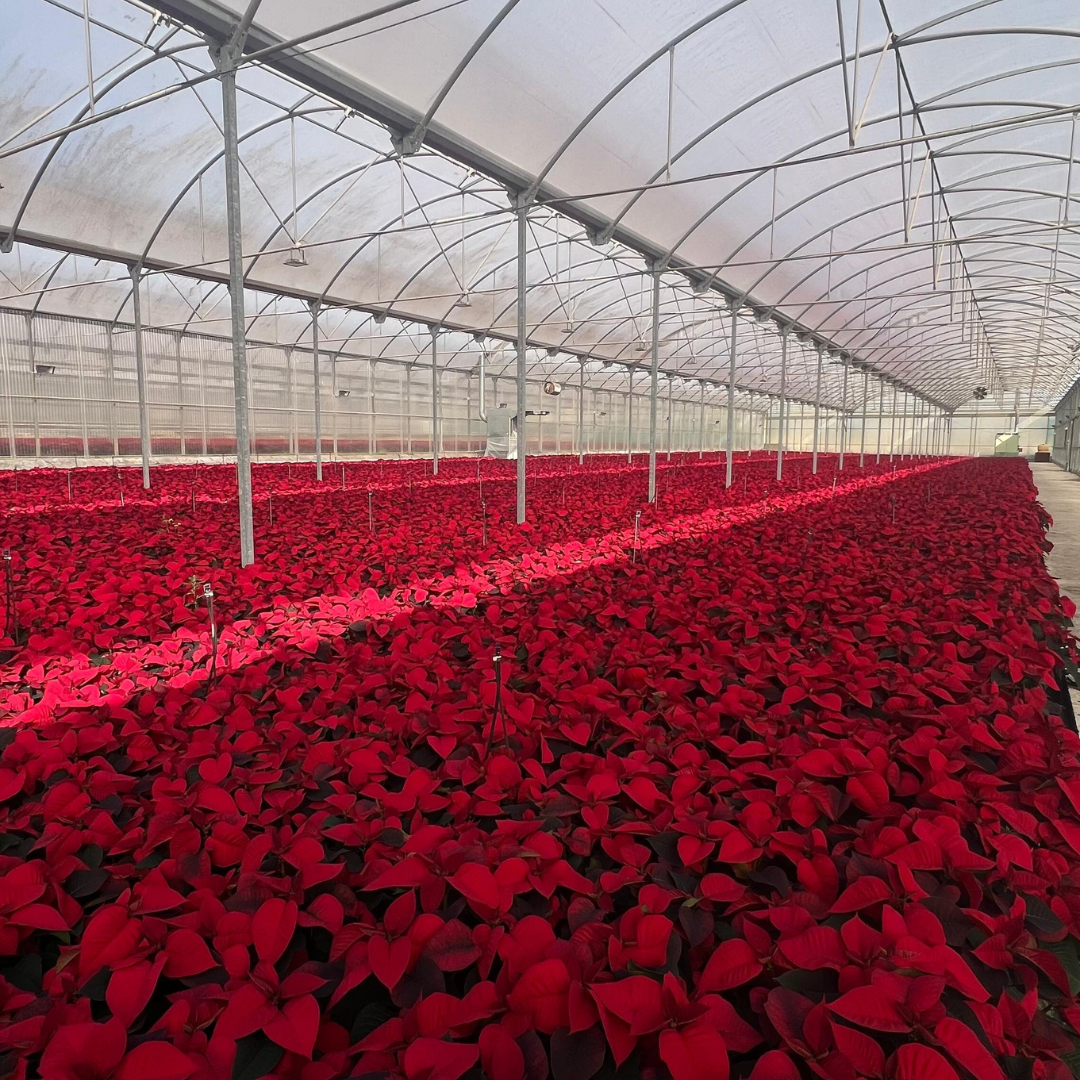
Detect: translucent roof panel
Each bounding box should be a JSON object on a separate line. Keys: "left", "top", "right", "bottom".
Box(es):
{"left": 3, "top": 0, "right": 1080, "bottom": 410}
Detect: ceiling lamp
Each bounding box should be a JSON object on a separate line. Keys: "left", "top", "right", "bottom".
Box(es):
{"left": 454, "top": 292, "right": 472, "bottom": 308}
{"left": 284, "top": 245, "right": 308, "bottom": 267}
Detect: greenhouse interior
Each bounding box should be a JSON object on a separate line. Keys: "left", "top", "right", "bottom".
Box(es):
{"left": 4, "top": 1, "right": 1080, "bottom": 1078}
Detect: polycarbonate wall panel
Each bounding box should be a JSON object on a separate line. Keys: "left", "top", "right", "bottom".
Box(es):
{"left": 0, "top": 310, "right": 741, "bottom": 462}
{"left": 1054, "top": 381, "right": 1080, "bottom": 476}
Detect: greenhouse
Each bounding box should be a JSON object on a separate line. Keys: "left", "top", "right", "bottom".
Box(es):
{"left": 3, "top": 2, "right": 1080, "bottom": 1078}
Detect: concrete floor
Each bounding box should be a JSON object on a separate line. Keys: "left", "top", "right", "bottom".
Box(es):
{"left": 1030, "top": 462, "right": 1080, "bottom": 718}
{"left": 1031, "top": 462, "right": 1080, "bottom": 637}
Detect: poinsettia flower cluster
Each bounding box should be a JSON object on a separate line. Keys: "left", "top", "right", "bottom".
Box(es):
{"left": 1, "top": 452, "right": 1078, "bottom": 1080}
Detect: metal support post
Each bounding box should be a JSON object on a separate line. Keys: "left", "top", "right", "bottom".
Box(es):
{"left": 174, "top": 333, "right": 184, "bottom": 456}
{"left": 726, "top": 306, "right": 738, "bottom": 487}
{"left": 666, "top": 374, "right": 674, "bottom": 462}
{"left": 578, "top": 358, "right": 586, "bottom": 464}
{"left": 647, "top": 267, "right": 661, "bottom": 503}
{"left": 876, "top": 379, "right": 884, "bottom": 463}
{"left": 431, "top": 327, "right": 439, "bottom": 475}
{"left": 311, "top": 301, "right": 322, "bottom": 480}
{"left": 369, "top": 360, "right": 377, "bottom": 456}
{"left": 698, "top": 381, "right": 706, "bottom": 460}
{"left": 889, "top": 385, "right": 898, "bottom": 461}
{"left": 217, "top": 42, "right": 254, "bottom": 565}
{"left": 811, "top": 345, "right": 823, "bottom": 474}
{"left": 129, "top": 265, "right": 151, "bottom": 488}
{"left": 838, "top": 358, "right": 849, "bottom": 469}
{"left": 106, "top": 326, "right": 119, "bottom": 456}
{"left": 515, "top": 201, "right": 528, "bottom": 524}
{"left": 859, "top": 369, "right": 868, "bottom": 467}
{"left": 777, "top": 331, "right": 787, "bottom": 480}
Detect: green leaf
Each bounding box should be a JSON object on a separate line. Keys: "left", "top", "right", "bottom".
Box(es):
{"left": 1044, "top": 939, "right": 1080, "bottom": 996}
{"left": 79, "top": 844, "right": 103, "bottom": 870}
{"left": 348, "top": 1002, "right": 397, "bottom": 1044}
{"left": 232, "top": 1034, "right": 284, "bottom": 1080}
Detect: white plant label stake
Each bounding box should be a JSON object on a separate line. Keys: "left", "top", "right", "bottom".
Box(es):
{"left": 2, "top": 550, "right": 14, "bottom": 643}
{"left": 203, "top": 583, "right": 219, "bottom": 682}
{"left": 485, "top": 651, "right": 508, "bottom": 757}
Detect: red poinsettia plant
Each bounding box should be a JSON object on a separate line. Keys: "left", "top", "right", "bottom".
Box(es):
{"left": 1, "top": 452, "right": 1078, "bottom": 1080}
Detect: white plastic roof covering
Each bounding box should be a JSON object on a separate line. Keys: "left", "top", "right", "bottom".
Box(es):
{"left": 2, "top": 0, "right": 1080, "bottom": 411}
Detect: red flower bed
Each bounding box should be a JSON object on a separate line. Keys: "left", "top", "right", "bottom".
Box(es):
{"left": 1, "top": 454, "right": 1078, "bottom": 1080}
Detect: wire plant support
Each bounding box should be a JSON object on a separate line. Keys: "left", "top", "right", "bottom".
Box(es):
{"left": 484, "top": 651, "right": 508, "bottom": 759}
{"left": 202, "top": 582, "right": 219, "bottom": 684}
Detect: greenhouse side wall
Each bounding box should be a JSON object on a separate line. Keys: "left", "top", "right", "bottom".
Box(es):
{"left": 1054, "top": 377, "right": 1080, "bottom": 475}
{"left": 0, "top": 309, "right": 753, "bottom": 464}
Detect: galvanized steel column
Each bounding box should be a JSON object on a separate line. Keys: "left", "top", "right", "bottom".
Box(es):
{"left": 698, "top": 381, "right": 706, "bottom": 460}
{"left": 311, "top": 301, "right": 322, "bottom": 481}
{"left": 129, "top": 265, "right": 151, "bottom": 489}
{"left": 218, "top": 44, "right": 254, "bottom": 565}
{"left": 647, "top": 267, "right": 661, "bottom": 503}
{"left": 859, "top": 369, "right": 869, "bottom": 467}
{"left": 725, "top": 306, "right": 738, "bottom": 487}
{"left": 431, "top": 327, "right": 439, "bottom": 476}
{"left": 875, "top": 379, "right": 884, "bottom": 463}
{"left": 776, "top": 330, "right": 787, "bottom": 481}
{"left": 666, "top": 374, "right": 674, "bottom": 462}
{"left": 889, "top": 385, "right": 898, "bottom": 462}
{"left": 578, "top": 358, "right": 585, "bottom": 464}
{"left": 515, "top": 201, "right": 528, "bottom": 524}
{"left": 838, "top": 357, "right": 849, "bottom": 470}
{"left": 811, "top": 344, "right": 823, "bottom": 474}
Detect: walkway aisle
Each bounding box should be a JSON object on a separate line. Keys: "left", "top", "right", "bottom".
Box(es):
{"left": 1030, "top": 462, "right": 1080, "bottom": 716}
{"left": 1031, "top": 462, "right": 1080, "bottom": 636}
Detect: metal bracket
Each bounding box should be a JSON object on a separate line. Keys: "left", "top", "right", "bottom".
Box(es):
{"left": 390, "top": 129, "right": 423, "bottom": 157}
{"left": 586, "top": 224, "right": 614, "bottom": 247}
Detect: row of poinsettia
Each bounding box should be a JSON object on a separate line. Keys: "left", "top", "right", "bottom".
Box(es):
{"left": 1, "top": 454, "right": 1079, "bottom": 1080}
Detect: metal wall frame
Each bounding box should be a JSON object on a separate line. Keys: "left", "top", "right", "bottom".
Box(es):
{"left": 0, "top": 306, "right": 752, "bottom": 462}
